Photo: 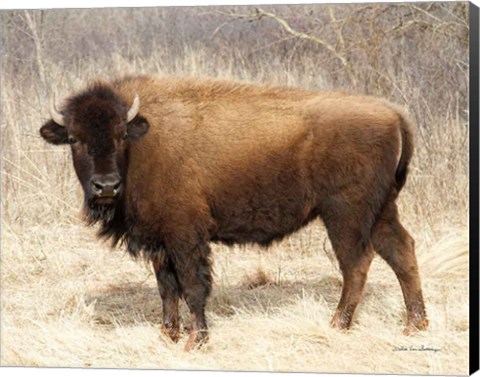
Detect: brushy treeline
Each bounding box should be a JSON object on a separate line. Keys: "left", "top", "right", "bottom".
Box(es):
{"left": 0, "top": 2, "right": 469, "bottom": 229}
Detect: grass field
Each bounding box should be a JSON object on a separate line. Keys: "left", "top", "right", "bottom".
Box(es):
{"left": 0, "top": 4, "right": 470, "bottom": 374}
{"left": 1, "top": 218, "right": 469, "bottom": 373}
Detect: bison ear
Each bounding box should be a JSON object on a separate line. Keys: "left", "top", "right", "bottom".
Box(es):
{"left": 40, "top": 119, "right": 69, "bottom": 145}
{"left": 127, "top": 115, "right": 150, "bottom": 141}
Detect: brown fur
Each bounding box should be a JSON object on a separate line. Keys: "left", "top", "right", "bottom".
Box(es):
{"left": 40, "top": 75, "right": 427, "bottom": 350}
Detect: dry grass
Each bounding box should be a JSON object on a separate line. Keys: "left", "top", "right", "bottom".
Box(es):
{"left": 1, "top": 221, "right": 469, "bottom": 373}
{"left": 0, "top": 4, "right": 470, "bottom": 375}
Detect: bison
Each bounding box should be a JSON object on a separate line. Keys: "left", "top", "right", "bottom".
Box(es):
{"left": 40, "top": 75, "right": 428, "bottom": 350}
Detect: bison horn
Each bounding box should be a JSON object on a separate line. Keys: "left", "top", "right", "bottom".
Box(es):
{"left": 127, "top": 95, "right": 140, "bottom": 122}
{"left": 50, "top": 96, "right": 65, "bottom": 126}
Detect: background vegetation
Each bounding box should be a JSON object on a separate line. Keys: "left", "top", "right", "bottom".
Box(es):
{"left": 1, "top": 2, "right": 470, "bottom": 373}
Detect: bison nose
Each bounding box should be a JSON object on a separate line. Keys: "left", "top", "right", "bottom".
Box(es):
{"left": 90, "top": 174, "right": 122, "bottom": 197}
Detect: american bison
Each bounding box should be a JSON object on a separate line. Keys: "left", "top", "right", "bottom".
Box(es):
{"left": 40, "top": 75, "right": 428, "bottom": 350}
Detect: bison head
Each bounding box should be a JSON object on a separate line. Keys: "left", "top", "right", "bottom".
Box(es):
{"left": 40, "top": 83, "right": 150, "bottom": 222}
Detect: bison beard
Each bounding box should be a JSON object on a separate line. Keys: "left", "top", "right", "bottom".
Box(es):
{"left": 85, "top": 199, "right": 117, "bottom": 224}
{"left": 39, "top": 75, "right": 428, "bottom": 351}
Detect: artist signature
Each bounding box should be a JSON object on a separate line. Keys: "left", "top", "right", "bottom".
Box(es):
{"left": 393, "top": 345, "right": 441, "bottom": 353}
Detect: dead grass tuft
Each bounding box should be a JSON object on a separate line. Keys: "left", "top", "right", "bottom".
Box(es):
{"left": 241, "top": 269, "right": 276, "bottom": 290}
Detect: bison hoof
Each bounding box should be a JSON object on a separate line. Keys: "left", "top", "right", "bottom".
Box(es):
{"left": 184, "top": 329, "right": 209, "bottom": 352}
{"left": 403, "top": 317, "right": 429, "bottom": 336}
{"left": 330, "top": 310, "right": 352, "bottom": 331}
{"left": 161, "top": 322, "right": 180, "bottom": 343}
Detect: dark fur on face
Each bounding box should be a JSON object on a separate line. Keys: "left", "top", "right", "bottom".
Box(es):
{"left": 40, "top": 82, "right": 149, "bottom": 234}
{"left": 85, "top": 197, "right": 118, "bottom": 224}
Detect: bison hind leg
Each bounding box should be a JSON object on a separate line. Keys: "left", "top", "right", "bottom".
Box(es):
{"left": 371, "top": 200, "right": 428, "bottom": 334}
{"left": 329, "top": 234, "right": 375, "bottom": 330}
{"left": 321, "top": 203, "right": 377, "bottom": 330}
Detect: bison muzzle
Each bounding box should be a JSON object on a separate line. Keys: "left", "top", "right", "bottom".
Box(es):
{"left": 40, "top": 75, "right": 428, "bottom": 350}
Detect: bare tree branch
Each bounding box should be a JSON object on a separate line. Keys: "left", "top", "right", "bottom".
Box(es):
{"left": 24, "top": 10, "right": 46, "bottom": 84}
{"left": 254, "top": 8, "right": 358, "bottom": 88}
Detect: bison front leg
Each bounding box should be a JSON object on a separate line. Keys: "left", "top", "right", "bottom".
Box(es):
{"left": 171, "top": 243, "right": 212, "bottom": 351}
{"left": 152, "top": 257, "right": 181, "bottom": 342}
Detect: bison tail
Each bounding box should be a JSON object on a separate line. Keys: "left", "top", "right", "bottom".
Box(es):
{"left": 394, "top": 107, "right": 415, "bottom": 193}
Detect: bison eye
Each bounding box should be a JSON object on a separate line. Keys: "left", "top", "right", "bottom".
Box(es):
{"left": 122, "top": 132, "right": 128, "bottom": 141}
{"left": 68, "top": 136, "right": 79, "bottom": 144}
